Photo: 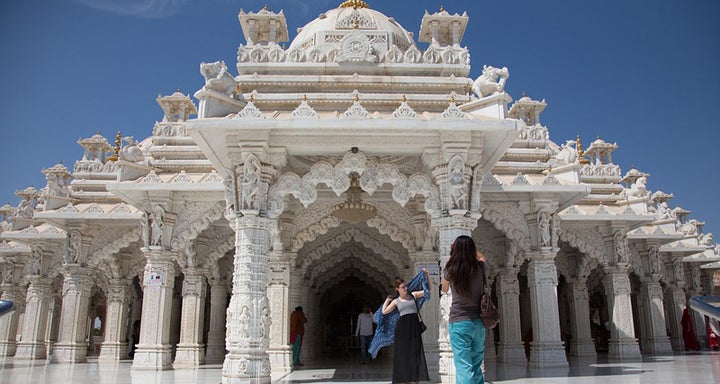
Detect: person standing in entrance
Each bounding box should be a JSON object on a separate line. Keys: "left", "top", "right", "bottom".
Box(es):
{"left": 290, "top": 306, "right": 307, "bottom": 367}
{"left": 441, "top": 235, "right": 487, "bottom": 384}
{"left": 382, "top": 270, "right": 431, "bottom": 383}
{"left": 356, "top": 305, "right": 375, "bottom": 364}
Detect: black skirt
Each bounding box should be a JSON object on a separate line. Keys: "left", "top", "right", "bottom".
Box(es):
{"left": 393, "top": 313, "right": 429, "bottom": 383}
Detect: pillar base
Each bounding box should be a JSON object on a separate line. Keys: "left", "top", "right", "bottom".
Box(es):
{"left": 14, "top": 342, "right": 46, "bottom": 360}
{"left": 267, "top": 347, "right": 291, "bottom": 374}
{"left": 0, "top": 341, "right": 17, "bottom": 357}
{"left": 205, "top": 344, "right": 227, "bottom": 364}
{"left": 221, "top": 351, "right": 271, "bottom": 384}
{"left": 51, "top": 343, "right": 88, "bottom": 363}
{"left": 438, "top": 350, "right": 455, "bottom": 384}
{"left": 641, "top": 337, "right": 673, "bottom": 356}
{"left": 98, "top": 342, "right": 130, "bottom": 362}
{"left": 569, "top": 339, "right": 597, "bottom": 358}
{"left": 608, "top": 338, "right": 642, "bottom": 361}
{"left": 497, "top": 343, "right": 527, "bottom": 363}
{"left": 132, "top": 345, "right": 173, "bottom": 370}
{"left": 174, "top": 344, "right": 206, "bottom": 368}
{"left": 529, "top": 341, "right": 568, "bottom": 368}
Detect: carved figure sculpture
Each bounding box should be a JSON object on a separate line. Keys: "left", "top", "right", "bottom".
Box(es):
{"left": 625, "top": 176, "right": 649, "bottom": 199}
{"left": 16, "top": 199, "right": 33, "bottom": 219}
{"left": 448, "top": 157, "right": 467, "bottom": 210}
{"left": 2, "top": 260, "right": 14, "bottom": 284}
{"left": 119, "top": 136, "right": 144, "bottom": 162}
{"left": 472, "top": 65, "right": 509, "bottom": 98}
{"left": 648, "top": 247, "right": 660, "bottom": 275}
{"left": 699, "top": 233, "right": 714, "bottom": 247}
{"left": 240, "top": 158, "right": 261, "bottom": 210}
{"left": 656, "top": 201, "right": 673, "bottom": 220}
{"left": 538, "top": 211, "right": 551, "bottom": 247}
{"left": 151, "top": 205, "right": 165, "bottom": 247}
{"left": 223, "top": 174, "right": 236, "bottom": 211}
{"left": 613, "top": 230, "right": 630, "bottom": 264}
{"left": 27, "top": 249, "right": 41, "bottom": 276}
{"left": 140, "top": 213, "right": 150, "bottom": 248}
{"left": 200, "top": 61, "right": 235, "bottom": 96}
{"left": 549, "top": 140, "right": 578, "bottom": 167}
{"left": 65, "top": 230, "right": 81, "bottom": 264}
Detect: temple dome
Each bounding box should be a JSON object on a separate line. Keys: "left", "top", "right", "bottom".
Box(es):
{"left": 287, "top": 2, "right": 416, "bottom": 58}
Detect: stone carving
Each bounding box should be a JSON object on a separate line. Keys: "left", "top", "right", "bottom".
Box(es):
{"left": 622, "top": 176, "right": 649, "bottom": 199}
{"left": 698, "top": 232, "right": 713, "bottom": 247}
{"left": 119, "top": 136, "right": 144, "bottom": 162}
{"left": 16, "top": 198, "right": 34, "bottom": 219}
{"left": 337, "top": 34, "right": 376, "bottom": 63}
{"left": 448, "top": 156, "right": 467, "bottom": 210}
{"left": 64, "top": 230, "right": 82, "bottom": 264}
{"left": 648, "top": 247, "right": 660, "bottom": 275}
{"left": 223, "top": 173, "right": 236, "bottom": 211}
{"left": 680, "top": 219, "right": 701, "bottom": 236}
{"left": 200, "top": 61, "right": 235, "bottom": 96}
{"left": 656, "top": 201, "right": 673, "bottom": 220}
{"left": 2, "top": 260, "right": 14, "bottom": 284}
{"left": 140, "top": 213, "right": 150, "bottom": 248}
{"left": 538, "top": 211, "right": 552, "bottom": 247}
{"left": 151, "top": 205, "right": 165, "bottom": 247}
{"left": 613, "top": 230, "right": 630, "bottom": 264}
{"left": 549, "top": 140, "right": 577, "bottom": 166}
{"left": 240, "top": 157, "right": 261, "bottom": 210}
{"left": 472, "top": 65, "right": 509, "bottom": 98}
{"left": 26, "top": 248, "right": 41, "bottom": 276}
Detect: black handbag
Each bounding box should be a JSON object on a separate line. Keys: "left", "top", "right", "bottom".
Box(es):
{"left": 479, "top": 262, "right": 499, "bottom": 329}
{"left": 413, "top": 296, "right": 427, "bottom": 333}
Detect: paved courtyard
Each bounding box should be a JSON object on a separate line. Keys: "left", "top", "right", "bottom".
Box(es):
{"left": 1, "top": 352, "right": 719, "bottom": 384}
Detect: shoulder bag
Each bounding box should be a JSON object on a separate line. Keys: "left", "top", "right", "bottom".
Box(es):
{"left": 479, "top": 262, "right": 499, "bottom": 328}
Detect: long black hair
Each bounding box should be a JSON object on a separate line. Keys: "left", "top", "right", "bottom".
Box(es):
{"left": 444, "top": 235, "right": 479, "bottom": 298}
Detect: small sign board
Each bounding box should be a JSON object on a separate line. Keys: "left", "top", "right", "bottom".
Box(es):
{"left": 148, "top": 272, "right": 162, "bottom": 286}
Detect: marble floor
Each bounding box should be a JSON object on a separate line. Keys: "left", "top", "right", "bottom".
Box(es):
{"left": 1, "top": 352, "right": 719, "bottom": 384}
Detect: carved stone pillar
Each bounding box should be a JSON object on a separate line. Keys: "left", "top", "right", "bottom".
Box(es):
{"left": 99, "top": 279, "right": 133, "bottom": 362}
{"left": 637, "top": 279, "right": 672, "bottom": 355}
{"left": 15, "top": 276, "right": 52, "bottom": 360}
{"left": 496, "top": 268, "right": 525, "bottom": 362}
{"left": 527, "top": 255, "right": 568, "bottom": 367}
{"left": 221, "top": 213, "right": 273, "bottom": 384}
{"left": 52, "top": 267, "right": 94, "bottom": 363}
{"left": 567, "top": 278, "right": 596, "bottom": 358}
{"left": 602, "top": 267, "right": 641, "bottom": 360}
{"left": 433, "top": 215, "right": 476, "bottom": 384}
{"left": 132, "top": 250, "right": 176, "bottom": 370}
{"left": 0, "top": 283, "right": 25, "bottom": 356}
{"left": 415, "top": 253, "right": 439, "bottom": 382}
{"left": 205, "top": 278, "right": 228, "bottom": 364}
{"left": 174, "top": 272, "right": 208, "bottom": 368}
{"left": 267, "top": 252, "right": 291, "bottom": 373}
{"left": 664, "top": 284, "right": 686, "bottom": 351}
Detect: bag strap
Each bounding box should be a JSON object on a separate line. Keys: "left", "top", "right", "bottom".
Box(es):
{"left": 413, "top": 295, "right": 424, "bottom": 323}
{"left": 479, "top": 261, "right": 490, "bottom": 294}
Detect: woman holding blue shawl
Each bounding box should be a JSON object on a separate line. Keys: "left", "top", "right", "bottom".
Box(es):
{"left": 382, "top": 269, "right": 431, "bottom": 383}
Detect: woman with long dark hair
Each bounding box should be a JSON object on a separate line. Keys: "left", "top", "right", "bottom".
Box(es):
{"left": 441, "top": 235, "right": 486, "bottom": 384}
{"left": 382, "top": 270, "right": 431, "bottom": 383}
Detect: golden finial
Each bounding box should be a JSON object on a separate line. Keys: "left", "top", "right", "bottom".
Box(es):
{"left": 522, "top": 91, "right": 527, "bottom": 97}
{"left": 249, "top": 94, "right": 255, "bottom": 103}
{"left": 577, "top": 135, "right": 590, "bottom": 165}
{"left": 339, "top": 0, "right": 370, "bottom": 9}
{"left": 233, "top": 83, "right": 240, "bottom": 96}
{"left": 177, "top": 87, "right": 182, "bottom": 93}
{"left": 354, "top": 94, "right": 360, "bottom": 102}
{"left": 263, "top": 4, "right": 268, "bottom": 10}
{"left": 303, "top": 94, "right": 308, "bottom": 102}
{"left": 108, "top": 131, "right": 121, "bottom": 162}
{"left": 353, "top": 18, "right": 359, "bottom": 29}
{"left": 402, "top": 95, "right": 407, "bottom": 102}
{"left": 450, "top": 95, "right": 456, "bottom": 104}
{"left": 440, "top": 5, "right": 445, "bottom": 12}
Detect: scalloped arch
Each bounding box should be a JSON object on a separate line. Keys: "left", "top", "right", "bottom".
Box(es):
{"left": 558, "top": 226, "right": 607, "bottom": 278}
{"left": 306, "top": 247, "right": 397, "bottom": 288}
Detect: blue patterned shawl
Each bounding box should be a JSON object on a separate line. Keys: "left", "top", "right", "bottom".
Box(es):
{"left": 368, "top": 271, "right": 430, "bottom": 359}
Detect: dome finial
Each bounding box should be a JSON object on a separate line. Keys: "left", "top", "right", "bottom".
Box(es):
{"left": 339, "top": 0, "right": 370, "bottom": 9}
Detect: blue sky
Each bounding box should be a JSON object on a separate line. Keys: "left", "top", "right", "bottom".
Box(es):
{"left": 1, "top": 0, "right": 719, "bottom": 239}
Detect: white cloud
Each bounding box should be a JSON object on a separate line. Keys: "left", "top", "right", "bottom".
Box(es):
{"left": 73, "top": 0, "right": 191, "bottom": 19}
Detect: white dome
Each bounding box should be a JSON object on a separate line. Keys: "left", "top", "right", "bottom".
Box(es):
{"left": 287, "top": 4, "right": 416, "bottom": 58}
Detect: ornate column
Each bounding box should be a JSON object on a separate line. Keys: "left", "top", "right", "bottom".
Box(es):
{"left": 433, "top": 215, "right": 477, "bottom": 384}
{"left": 637, "top": 278, "right": 672, "bottom": 355}
{"left": 567, "top": 278, "right": 596, "bottom": 358}
{"left": 496, "top": 268, "right": 525, "bottom": 362}
{"left": 205, "top": 278, "right": 228, "bottom": 364}
{"left": 15, "top": 276, "right": 53, "bottom": 360}
{"left": 415, "top": 251, "right": 439, "bottom": 381}
{"left": 267, "top": 251, "right": 291, "bottom": 373}
{"left": 664, "top": 282, "right": 686, "bottom": 351}
{"left": 602, "top": 266, "right": 642, "bottom": 360}
{"left": 52, "top": 266, "right": 94, "bottom": 363}
{"left": 174, "top": 272, "right": 208, "bottom": 367}
{"left": 221, "top": 213, "right": 273, "bottom": 384}
{"left": 132, "top": 250, "right": 176, "bottom": 370}
{"left": 99, "top": 279, "right": 133, "bottom": 362}
{"left": 0, "top": 283, "right": 25, "bottom": 356}
{"left": 527, "top": 253, "right": 568, "bottom": 367}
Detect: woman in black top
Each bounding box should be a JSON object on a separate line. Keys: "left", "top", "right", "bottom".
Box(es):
{"left": 441, "top": 235, "right": 486, "bottom": 384}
